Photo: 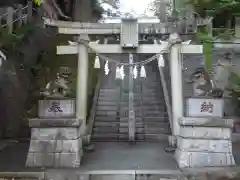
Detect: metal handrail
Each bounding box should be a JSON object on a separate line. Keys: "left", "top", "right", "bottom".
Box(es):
{"left": 158, "top": 64, "right": 173, "bottom": 133}
{"left": 85, "top": 71, "right": 102, "bottom": 144}
{"left": 0, "top": 5, "right": 29, "bottom": 28}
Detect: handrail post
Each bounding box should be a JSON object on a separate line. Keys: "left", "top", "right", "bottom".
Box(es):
{"left": 7, "top": 7, "right": 14, "bottom": 33}
{"left": 128, "top": 53, "right": 135, "bottom": 142}
{"left": 17, "top": 5, "right": 23, "bottom": 28}
{"left": 27, "top": 1, "right": 33, "bottom": 23}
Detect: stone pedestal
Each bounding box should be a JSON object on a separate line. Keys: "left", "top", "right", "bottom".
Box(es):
{"left": 175, "top": 117, "right": 235, "bottom": 168}
{"left": 26, "top": 100, "right": 84, "bottom": 168}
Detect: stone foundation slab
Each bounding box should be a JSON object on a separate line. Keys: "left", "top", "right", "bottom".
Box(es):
{"left": 26, "top": 151, "right": 83, "bottom": 168}
{"left": 177, "top": 137, "right": 232, "bottom": 153}
{"left": 179, "top": 126, "right": 231, "bottom": 139}
{"left": 175, "top": 149, "right": 235, "bottom": 168}
{"left": 26, "top": 118, "right": 84, "bottom": 168}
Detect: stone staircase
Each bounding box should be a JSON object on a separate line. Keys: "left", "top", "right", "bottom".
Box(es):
{"left": 91, "top": 56, "right": 171, "bottom": 142}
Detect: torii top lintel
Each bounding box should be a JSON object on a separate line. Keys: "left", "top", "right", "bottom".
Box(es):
{"left": 44, "top": 17, "right": 175, "bottom": 35}
{"left": 45, "top": 17, "right": 202, "bottom": 54}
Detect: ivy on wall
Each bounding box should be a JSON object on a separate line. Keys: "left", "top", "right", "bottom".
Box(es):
{"left": 197, "top": 25, "right": 213, "bottom": 73}
{"left": 197, "top": 24, "right": 235, "bottom": 73}
{"left": 0, "top": 25, "right": 36, "bottom": 54}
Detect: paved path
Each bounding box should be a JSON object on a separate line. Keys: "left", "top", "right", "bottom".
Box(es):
{"left": 0, "top": 141, "right": 240, "bottom": 172}
{"left": 0, "top": 141, "right": 178, "bottom": 171}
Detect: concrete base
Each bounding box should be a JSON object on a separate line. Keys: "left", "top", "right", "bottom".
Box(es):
{"left": 176, "top": 117, "right": 235, "bottom": 168}
{"left": 0, "top": 168, "right": 239, "bottom": 180}
{"left": 175, "top": 149, "right": 235, "bottom": 168}
{"left": 26, "top": 118, "right": 84, "bottom": 168}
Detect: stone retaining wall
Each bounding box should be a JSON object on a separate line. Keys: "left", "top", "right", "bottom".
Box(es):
{"left": 0, "top": 170, "right": 239, "bottom": 180}
{"left": 0, "top": 27, "right": 56, "bottom": 139}
{"left": 175, "top": 117, "right": 235, "bottom": 168}
{"left": 26, "top": 118, "right": 84, "bottom": 168}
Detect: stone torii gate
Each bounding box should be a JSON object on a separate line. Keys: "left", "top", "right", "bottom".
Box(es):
{"left": 44, "top": 17, "right": 203, "bottom": 143}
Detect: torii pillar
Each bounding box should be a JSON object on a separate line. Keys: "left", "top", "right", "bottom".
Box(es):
{"left": 76, "top": 34, "right": 89, "bottom": 131}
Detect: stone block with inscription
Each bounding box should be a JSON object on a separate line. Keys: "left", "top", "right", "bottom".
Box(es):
{"left": 26, "top": 99, "right": 84, "bottom": 168}
{"left": 176, "top": 98, "right": 235, "bottom": 168}
{"left": 186, "top": 98, "right": 224, "bottom": 117}
{"left": 38, "top": 100, "right": 75, "bottom": 118}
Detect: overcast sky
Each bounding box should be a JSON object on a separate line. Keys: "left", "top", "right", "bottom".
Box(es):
{"left": 120, "top": 0, "right": 152, "bottom": 15}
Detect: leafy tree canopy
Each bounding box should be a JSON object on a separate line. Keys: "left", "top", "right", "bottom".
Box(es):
{"left": 186, "top": 0, "right": 240, "bottom": 17}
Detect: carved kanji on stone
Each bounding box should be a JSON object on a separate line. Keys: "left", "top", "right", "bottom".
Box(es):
{"left": 200, "top": 101, "right": 213, "bottom": 113}
{"left": 48, "top": 101, "right": 63, "bottom": 113}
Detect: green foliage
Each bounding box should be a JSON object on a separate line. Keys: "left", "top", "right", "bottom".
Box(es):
{"left": 203, "top": 42, "right": 213, "bottom": 72}
{"left": 196, "top": 23, "right": 235, "bottom": 73}
{"left": 226, "top": 71, "right": 240, "bottom": 99}
{"left": 91, "top": 0, "right": 104, "bottom": 14}
{"left": 186, "top": 0, "right": 240, "bottom": 17}
{"left": 0, "top": 25, "right": 36, "bottom": 53}
{"left": 196, "top": 26, "right": 213, "bottom": 72}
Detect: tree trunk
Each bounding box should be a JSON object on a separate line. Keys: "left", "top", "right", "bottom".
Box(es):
{"left": 73, "top": 0, "right": 92, "bottom": 22}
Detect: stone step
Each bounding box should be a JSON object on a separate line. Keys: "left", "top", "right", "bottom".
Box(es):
{"left": 120, "top": 93, "right": 159, "bottom": 97}
{"left": 119, "top": 127, "right": 144, "bottom": 133}
{"left": 93, "top": 127, "right": 148, "bottom": 134}
{"left": 90, "top": 174, "right": 135, "bottom": 180}
{"left": 121, "top": 92, "right": 161, "bottom": 96}
{"left": 98, "top": 93, "right": 163, "bottom": 99}
{"left": 98, "top": 97, "right": 119, "bottom": 101}
{"left": 121, "top": 86, "right": 162, "bottom": 90}
{"left": 120, "top": 86, "right": 162, "bottom": 90}
{"left": 101, "top": 86, "right": 119, "bottom": 89}
{"left": 119, "top": 109, "right": 166, "bottom": 114}
{"left": 121, "top": 106, "right": 165, "bottom": 111}
{"left": 119, "top": 110, "right": 166, "bottom": 117}
{"left": 144, "top": 122, "right": 170, "bottom": 128}
{"left": 94, "top": 120, "right": 170, "bottom": 127}
{"left": 120, "top": 101, "right": 165, "bottom": 106}
{"left": 122, "top": 85, "right": 162, "bottom": 89}
{"left": 144, "top": 111, "right": 167, "bottom": 117}
{"left": 96, "top": 111, "right": 117, "bottom": 116}
{"left": 144, "top": 127, "right": 171, "bottom": 134}
{"left": 118, "top": 127, "right": 170, "bottom": 134}
{"left": 97, "top": 101, "right": 142, "bottom": 106}
{"left": 93, "top": 127, "right": 119, "bottom": 133}
{"left": 95, "top": 116, "right": 169, "bottom": 123}
{"left": 98, "top": 98, "right": 160, "bottom": 103}
{"left": 94, "top": 121, "right": 144, "bottom": 127}
{"left": 97, "top": 101, "right": 118, "bottom": 106}
{"left": 95, "top": 116, "right": 117, "bottom": 121}
{"left": 99, "top": 104, "right": 166, "bottom": 110}
{"left": 94, "top": 117, "right": 170, "bottom": 125}
{"left": 96, "top": 106, "right": 118, "bottom": 111}
{"left": 91, "top": 133, "right": 145, "bottom": 141}
{"left": 120, "top": 96, "right": 164, "bottom": 100}
{"left": 120, "top": 117, "right": 169, "bottom": 123}
{"left": 99, "top": 92, "right": 119, "bottom": 97}
{"left": 91, "top": 133, "right": 169, "bottom": 141}
{"left": 144, "top": 133, "right": 170, "bottom": 141}
{"left": 121, "top": 89, "right": 160, "bottom": 93}
{"left": 99, "top": 89, "right": 118, "bottom": 94}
